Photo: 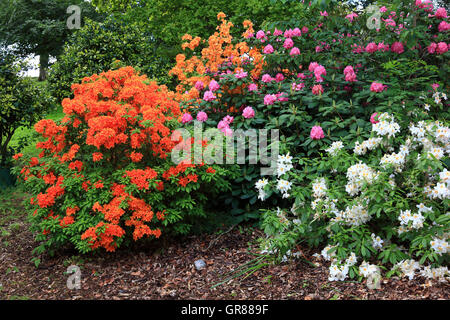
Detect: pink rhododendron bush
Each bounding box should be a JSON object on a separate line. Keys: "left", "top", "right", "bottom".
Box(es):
{"left": 171, "top": 0, "right": 449, "bottom": 282}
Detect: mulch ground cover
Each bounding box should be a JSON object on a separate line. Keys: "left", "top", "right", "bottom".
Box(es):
{"left": 0, "top": 195, "right": 448, "bottom": 300}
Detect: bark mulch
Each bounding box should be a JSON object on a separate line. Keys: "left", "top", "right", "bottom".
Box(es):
{"left": 0, "top": 197, "right": 448, "bottom": 300}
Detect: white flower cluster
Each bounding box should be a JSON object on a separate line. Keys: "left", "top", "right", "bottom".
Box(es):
{"left": 332, "top": 203, "right": 371, "bottom": 226}
{"left": 255, "top": 178, "right": 268, "bottom": 201}
{"left": 420, "top": 266, "right": 449, "bottom": 281}
{"left": 398, "top": 209, "right": 425, "bottom": 232}
{"left": 424, "top": 182, "right": 449, "bottom": 200}
{"left": 312, "top": 177, "right": 327, "bottom": 198}
{"left": 328, "top": 252, "right": 358, "bottom": 282}
{"left": 359, "top": 261, "right": 380, "bottom": 278}
{"left": 311, "top": 197, "right": 338, "bottom": 220}
{"left": 325, "top": 141, "right": 344, "bottom": 156}
{"left": 277, "top": 153, "right": 293, "bottom": 177}
{"left": 353, "top": 137, "right": 383, "bottom": 155}
{"left": 371, "top": 233, "right": 384, "bottom": 250}
{"left": 320, "top": 245, "right": 336, "bottom": 261}
{"left": 379, "top": 145, "right": 409, "bottom": 171}
{"left": 372, "top": 112, "right": 400, "bottom": 138}
{"left": 277, "top": 179, "right": 292, "bottom": 198}
{"left": 346, "top": 163, "right": 379, "bottom": 196}
{"left": 440, "top": 168, "right": 450, "bottom": 183}
{"left": 432, "top": 91, "right": 447, "bottom": 105}
{"left": 409, "top": 121, "right": 449, "bottom": 159}
{"left": 394, "top": 259, "right": 422, "bottom": 280}
{"left": 430, "top": 238, "right": 449, "bottom": 255}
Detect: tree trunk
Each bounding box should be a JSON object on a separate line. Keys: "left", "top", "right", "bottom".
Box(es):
{"left": 38, "top": 53, "right": 49, "bottom": 81}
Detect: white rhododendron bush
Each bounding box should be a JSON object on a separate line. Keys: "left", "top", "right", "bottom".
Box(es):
{"left": 259, "top": 91, "right": 449, "bottom": 282}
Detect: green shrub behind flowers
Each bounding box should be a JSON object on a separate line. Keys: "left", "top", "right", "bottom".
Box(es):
{"left": 13, "top": 67, "right": 236, "bottom": 255}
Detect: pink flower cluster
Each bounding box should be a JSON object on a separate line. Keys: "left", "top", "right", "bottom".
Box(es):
{"left": 218, "top": 116, "right": 234, "bottom": 136}
{"left": 309, "top": 62, "right": 327, "bottom": 82}
{"left": 370, "top": 82, "right": 386, "bottom": 93}
{"left": 428, "top": 42, "right": 449, "bottom": 54}
{"left": 365, "top": 41, "right": 403, "bottom": 54}
{"left": 242, "top": 106, "right": 255, "bottom": 119}
{"left": 438, "top": 21, "right": 450, "bottom": 32}
{"left": 343, "top": 65, "right": 357, "bottom": 82}
{"left": 312, "top": 84, "right": 324, "bottom": 95}
{"left": 181, "top": 113, "right": 193, "bottom": 124}
{"left": 310, "top": 126, "right": 325, "bottom": 140}
{"left": 196, "top": 111, "right": 208, "bottom": 122}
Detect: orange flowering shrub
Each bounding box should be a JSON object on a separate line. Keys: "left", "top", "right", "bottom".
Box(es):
{"left": 13, "top": 67, "right": 234, "bottom": 254}
{"left": 169, "top": 12, "right": 264, "bottom": 104}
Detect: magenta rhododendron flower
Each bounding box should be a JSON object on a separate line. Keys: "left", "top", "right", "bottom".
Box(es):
{"left": 263, "top": 44, "right": 274, "bottom": 54}
{"left": 275, "top": 73, "right": 285, "bottom": 82}
{"left": 196, "top": 111, "right": 208, "bottom": 122}
{"left": 209, "top": 80, "right": 220, "bottom": 91}
{"left": 248, "top": 83, "right": 258, "bottom": 92}
{"left": 292, "top": 27, "right": 301, "bottom": 36}
{"left": 264, "top": 94, "right": 277, "bottom": 105}
{"left": 438, "top": 21, "right": 450, "bottom": 32}
{"left": 256, "top": 30, "right": 266, "bottom": 39}
{"left": 223, "top": 115, "right": 234, "bottom": 125}
{"left": 235, "top": 71, "right": 248, "bottom": 79}
{"left": 242, "top": 106, "right": 255, "bottom": 119}
{"left": 380, "top": 6, "right": 387, "bottom": 13}
{"left": 320, "top": 11, "right": 328, "bottom": 17}
{"left": 345, "top": 71, "right": 357, "bottom": 82}
{"left": 194, "top": 81, "right": 204, "bottom": 91}
{"left": 391, "top": 42, "right": 405, "bottom": 54}
{"left": 345, "top": 12, "right": 358, "bottom": 22}
{"left": 314, "top": 65, "right": 327, "bottom": 82}
{"left": 273, "top": 28, "right": 283, "bottom": 36}
{"left": 310, "top": 126, "right": 325, "bottom": 140}
{"left": 365, "top": 42, "right": 378, "bottom": 53}
{"left": 312, "top": 84, "right": 324, "bottom": 95}
{"left": 181, "top": 113, "right": 193, "bottom": 124}
{"left": 290, "top": 47, "right": 301, "bottom": 55}
{"left": 217, "top": 120, "right": 228, "bottom": 130}
{"left": 203, "top": 90, "right": 216, "bottom": 101}
{"left": 262, "top": 74, "right": 274, "bottom": 83}
{"left": 428, "top": 42, "right": 437, "bottom": 53}
{"left": 370, "top": 113, "right": 379, "bottom": 124}
{"left": 370, "top": 82, "right": 385, "bottom": 93}
{"left": 276, "top": 92, "right": 289, "bottom": 102}
{"left": 292, "top": 82, "right": 305, "bottom": 91}
{"left": 377, "top": 42, "right": 390, "bottom": 52}
{"left": 283, "top": 38, "right": 294, "bottom": 49}
{"left": 436, "top": 42, "right": 448, "bottom": 54}
{"left": 309, "top": 62, "right": 319, "bottom": 72}
{"left": 434, "top": 8, "right": 447, "bottom": 19}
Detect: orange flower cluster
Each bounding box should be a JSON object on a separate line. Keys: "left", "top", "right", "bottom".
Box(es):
{"left": 126, "top": 168, "right": 158, "bottom": 190}
{"left": 81, "top": 222, "right": 126, "bottom": 252}
{"left": 169, "top": 13, "right": 264, "bottom": 102}
{"left": 36, "top": 176, "right": 65, "bottom": 208}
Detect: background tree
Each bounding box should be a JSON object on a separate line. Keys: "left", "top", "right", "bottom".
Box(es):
{"left": 0, "top": 50, "right": 47, "bottom": 166}
{"left": 0, "top": 0, "right": 103, "bottom": 80}
{"left": 47, "top": 16, "right": 171, "bottom": 102}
